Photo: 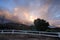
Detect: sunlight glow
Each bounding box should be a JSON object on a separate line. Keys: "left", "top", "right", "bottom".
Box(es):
{"left": 29, "top": 16, "right": 37, "bottom": 22}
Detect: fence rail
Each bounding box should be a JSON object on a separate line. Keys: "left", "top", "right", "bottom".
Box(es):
{"left": 0, "top": 30, "right": 60, "bottom": 38}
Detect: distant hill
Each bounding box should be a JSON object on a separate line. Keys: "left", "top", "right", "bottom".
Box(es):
{"left": 0, "top": 16, "right": 30, "bottom": 30}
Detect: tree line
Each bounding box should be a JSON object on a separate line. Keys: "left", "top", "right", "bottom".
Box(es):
{"left": 0, "top": 18, "right": 60, "bottom": 32}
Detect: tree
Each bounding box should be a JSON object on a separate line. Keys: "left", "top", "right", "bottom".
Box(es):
{"left": 34, "top": 18, "right": 49, "bottom": 31}
{"left": 30, "top": 25, "right": 36, "bottom": 31}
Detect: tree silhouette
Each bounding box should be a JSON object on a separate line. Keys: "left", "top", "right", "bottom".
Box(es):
{"left": 34, "top": 18, "right": 49, "bottom": 31}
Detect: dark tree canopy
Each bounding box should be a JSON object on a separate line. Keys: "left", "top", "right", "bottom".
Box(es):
{"left": 34, "top": 18, "right": 49, "bottom": 31}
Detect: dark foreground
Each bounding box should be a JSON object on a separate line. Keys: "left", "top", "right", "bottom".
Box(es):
{"left": 0, "top": 34, "right": 59, "bottom": 40}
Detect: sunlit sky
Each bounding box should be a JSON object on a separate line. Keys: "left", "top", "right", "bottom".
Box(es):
{"left": 0, "top": 0, "right": 60, "bottom": 27}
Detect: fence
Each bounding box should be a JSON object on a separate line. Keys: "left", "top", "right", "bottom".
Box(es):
{"left": 0, "top": 30, "right": 60, "bottom": 38}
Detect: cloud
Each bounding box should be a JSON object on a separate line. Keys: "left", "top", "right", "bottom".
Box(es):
{"left": 0, "top": 0, "right": 60, "bottom": 27}
{"left": 0, "top": 7, "right": 19, "bottom": 23}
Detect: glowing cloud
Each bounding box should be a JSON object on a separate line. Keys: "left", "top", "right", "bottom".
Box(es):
{"left": 0, "top": 0, "right": 60, "bottom": 27}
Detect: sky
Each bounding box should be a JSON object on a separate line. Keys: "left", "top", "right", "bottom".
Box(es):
{"left": 0, "top": 0, "right": 60, "bottom": 27}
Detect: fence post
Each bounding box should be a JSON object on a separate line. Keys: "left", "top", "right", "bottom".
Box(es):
{"left": 58, "top": 32, "right": 60, "bottom": 38}
{"left": 1, "top": 30, "right": 3, "bottom": 33}
{"left": 12, "top": 30, "right": 14, "bottom": 34}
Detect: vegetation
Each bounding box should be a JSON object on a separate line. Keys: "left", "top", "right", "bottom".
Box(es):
{"left": 0, "top": 22, "right": 30, "bottom": 30}
{"left": 0, "top": 17, "right": 60, "bottom": 32}
{"left": 34, "top": 18, "right": 49, "bottom": 31}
